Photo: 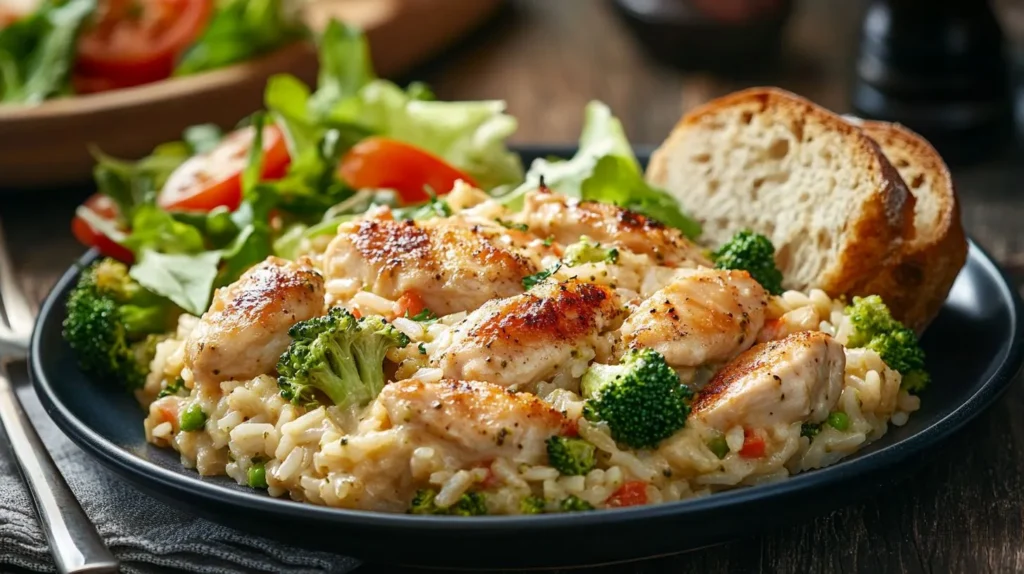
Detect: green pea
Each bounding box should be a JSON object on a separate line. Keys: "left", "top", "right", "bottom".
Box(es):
{"left": 707, "top": 435, "right": 729, "bottom": 459}
{"left": 247, "top": 462, "right": 268, "bottom": 489}
{"left": 827, "top": 412, "right": 850, "bottom": 431}
{"left": 179, "top": 403, "right": 207, "bottom": 432}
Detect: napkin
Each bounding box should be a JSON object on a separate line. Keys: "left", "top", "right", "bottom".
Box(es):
{"left": 0, "top": 362, "right": 360, "bottom": 574}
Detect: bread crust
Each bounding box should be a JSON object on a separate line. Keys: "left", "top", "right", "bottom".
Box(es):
{"left": 648, "top": 87, "right": 916, "bottom": 300}
{"left": 858, "top": 121, "right": 968, "bottom": 331}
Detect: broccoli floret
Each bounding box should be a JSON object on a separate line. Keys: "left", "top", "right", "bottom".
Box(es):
{"left": 409, "top": 488, "right": 441, "bottom": 514}
{"left": 546, "top": 436, "right": 597, "bottom": 475}
{"left": 520, "top": 495, "right": 546, "bottom": 514}
{"left": 408, "top": 489, "right": 487, "bottom": 516}
{"left": 800, "top": 422, "right": 822, "bottom": 439}
{"left": 277, "top": 307, "right": 410, "bottom": 408}
{"left": 448, "top": 492, "right": 487, "bottom": 516}
{"left": 563, "top": 236, "right": 619, "bottom": 266}
{"left": 713, "top": 230, "right": 784, "bottom": 295}
{"left": 560, "top": 495, "right": 594, "bottom": 512}
{"left": 846, "top": 295, "right": 894, "bottom": 348}
{"left": 580, "top": 348, "right": 692, "bottom": 449}
{"left": 158, "top": 376, "right": 187, "bottom": 398}
{"left": 63, "top": 258, "right": 179, "bottom": 390}
{"left": 845, "top": 296, "right": 929, "bottom": 392}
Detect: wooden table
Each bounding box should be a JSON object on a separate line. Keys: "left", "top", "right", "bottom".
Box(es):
{"left": 3, "top": 1, "right": 1024, "bottom": 572}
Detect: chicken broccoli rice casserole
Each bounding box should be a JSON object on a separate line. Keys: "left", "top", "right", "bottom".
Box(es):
{"left": 62, "top": 24, "right": 932, "bottom": 517}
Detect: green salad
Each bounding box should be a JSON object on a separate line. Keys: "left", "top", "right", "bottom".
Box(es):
{"left": 69, "top": 20, "right": 702, "bottom": 327}
{"left": 0, "top": 0, "right": 303, "bottom": 104}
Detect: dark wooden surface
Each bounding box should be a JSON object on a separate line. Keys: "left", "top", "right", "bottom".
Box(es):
{"left": 3, "top": 0, "right": 1024, "bottom": 572}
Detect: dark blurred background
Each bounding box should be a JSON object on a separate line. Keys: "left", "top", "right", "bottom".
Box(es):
{"left": 390, "top": 0, "right": 1024, "bottom": 317}
{"left": 408, "top": 0, "right": 1024, "bottom": 167}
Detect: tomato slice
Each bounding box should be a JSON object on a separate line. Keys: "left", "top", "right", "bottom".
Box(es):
{"left": 75, "top": 0, "right": 212, "bottom": 87}
{"left": 158, "top": 124, "right": 290, "bottom": 212}
{"left": 338, "top": 137, "right": 477, "bottom": 205}
{"left": 738, "top": 427, "right": 766, "bottom": 458}
{"left": 71, "top": 194, "right": 135, "bottom": 262}
{"left": 606, "top": 481, "right": 648, "bottom": 508}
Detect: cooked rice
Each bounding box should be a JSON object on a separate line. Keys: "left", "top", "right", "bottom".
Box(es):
{"left": 142, "top": 274, "right": 921, "bottom": 514}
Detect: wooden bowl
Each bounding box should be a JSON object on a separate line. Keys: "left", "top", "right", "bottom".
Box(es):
{"left": 0, "top": 0, "right": 503, "bottom": 190}
{"left": 0, "top": 43, "right": 317, "bottom": 190}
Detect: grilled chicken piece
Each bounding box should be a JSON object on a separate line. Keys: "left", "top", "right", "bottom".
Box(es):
{"left": 432, "top": 281, "right": 624, "bottom": 391}
{"left": 691, "top": 331, "right": 845, "bottom": 430}
{"left": 377, "top": 378, "right": 567, "bottom": 464}
{"left": 321, "top": 213, "right": 538, "bottom": 315}
{"left": 619, "top": 268, "right": 768, "bottom": 368}
{"left": 185, "top": 257, "right": 325, "bottom": 384}
{"left": 517, "top": 189, "right": 711, "bottom": 267}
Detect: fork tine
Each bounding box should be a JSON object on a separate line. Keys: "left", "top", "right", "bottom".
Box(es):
{"left": 0, "top": 218, "right": 35, "bottom": 336}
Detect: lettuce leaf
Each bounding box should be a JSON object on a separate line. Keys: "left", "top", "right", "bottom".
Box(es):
{"left": 264, "top": 20, "right": 522, "bottom": 192}
{"left": 174, "top": 0, "right": 305, "bottom": 76}
{"left": 83, "top": 21, "right": 521, "bottom": 319}
{"left": 0, "top": 0, "right": 96, "bottom": 103}
{"left": 129, "top": 250, "right": 222, "bottom": 315}
{"left": 307, "top": 19, "right": 374, "bottom": 120}
{"left": 183, "top": 124, "right": 224, "bottom": 154}
{"left": 339, "top": 80, "right": 522, "bottom": 190}
{"left": 582, "top": 155, "right": 701, "bottom": 238}
{"left": 505, "top": 101, "right": 700, "bottom": 238}
{"left": 91, "top": 144, "right": 191, "bottom": 222}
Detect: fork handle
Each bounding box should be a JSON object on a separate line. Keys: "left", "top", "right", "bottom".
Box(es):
{"left": 0, "top": 364, "right": 119, "bottom": 574}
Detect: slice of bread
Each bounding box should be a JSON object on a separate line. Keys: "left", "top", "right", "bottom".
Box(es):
{"left": 647, "top": 87, "right": 916, "bottom": 301}
{"left": 856, "top": 120, "right": 968, "bottom": 330}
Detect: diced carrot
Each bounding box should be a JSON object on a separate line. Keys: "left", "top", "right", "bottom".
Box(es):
{"left": 739, "top": 427, "right": 766, "bottom": 458}
{"left": 481, "top": 463, "right": 499, "bottom": 488}
{"left": 606, "top": 481, "right": 648, "bottom": 507}
{"left": 392, "top": 290, "right": 427, "bottom": 320}
{"left": 155, "top": 398, "right": 179, "bottom": 429}
{"left": 761, "top": 318, "right": 783, "bottom": 340}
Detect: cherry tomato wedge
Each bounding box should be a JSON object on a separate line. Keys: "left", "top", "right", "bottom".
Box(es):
{"left": 738, "top": 427, "right": 766, "bottom": 458}
{"left": 606, "top": 481, "right": 648, "bottom": 508}
{"left": 158, "top": 124, "right": 290, "bottom": 212}
{"left": 76, "top": 0, "right": 212, "bottom": 88}
{"left": 338, "top": 137, "right": 476, "bottom": 205}
{"left": 71, "top": 194, "right": 134, "bottom": 263}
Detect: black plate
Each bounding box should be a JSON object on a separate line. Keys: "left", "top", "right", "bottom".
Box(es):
{"left": 29, "top": 149, "right": 1024, "bottom": 569}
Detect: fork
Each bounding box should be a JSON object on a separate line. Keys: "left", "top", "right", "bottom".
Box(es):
{"left": 0, "top": 219, "right": 119, "bottom": 574}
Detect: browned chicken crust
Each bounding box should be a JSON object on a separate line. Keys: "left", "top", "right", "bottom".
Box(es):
{"left": 185, "top": 257, "right": 325, "bottom": 384}
{"left": 692, "top": 330, "right": 844, "bottom": 429}
{"left": 519, "top": 189, "right": 711, "bottom": 267}
{"left": 378, "top": 378, "right": 568, "bottom": 464}
{"left": 432, "top": 280, "right": 625, "bottom": 390}
{"left": 620, "top": 268, "right": 767, "bottom": 368}
{"left": 465, "top": 281, "right": 619, "bottom": 345}
{"left": 324, "top": 216, "right": 538, "bottom": 315}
